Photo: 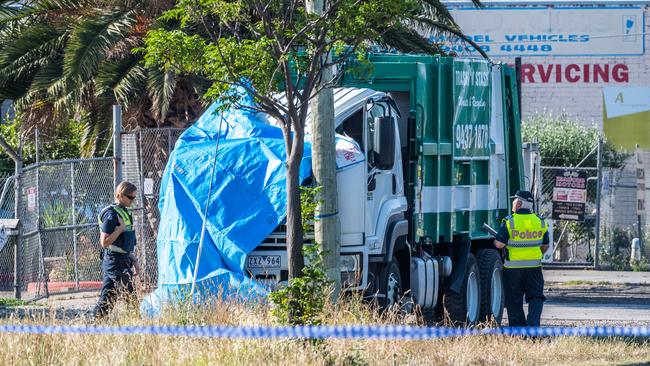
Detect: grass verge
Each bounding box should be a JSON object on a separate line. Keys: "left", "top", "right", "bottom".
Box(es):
{"left": 0, "top": 290, "right": 649, "bottom": 365}
{"left": 0, "top": 298, "right": 28, "bottom": 308}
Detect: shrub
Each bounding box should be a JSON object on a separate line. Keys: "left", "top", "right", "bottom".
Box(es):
{"left": 269, "top": 186, "right": 331, "bottom": 326}
{"left": 522, "top": 113, "right": 629, "bottom": 168}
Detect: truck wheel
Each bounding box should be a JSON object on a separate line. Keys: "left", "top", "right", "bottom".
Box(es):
{"left": 477, "top": 249, "right": 504, "bottom": 325}
{"left": 444, "top": 253, "right": 480, "bottom": 326}
{"left": 378, "top": 258, "right": 402, "bottom": 310}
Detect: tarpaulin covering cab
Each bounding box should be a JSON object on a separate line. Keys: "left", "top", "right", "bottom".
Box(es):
{"left": 140, "top": 93, "right": 363, "bottom": 317}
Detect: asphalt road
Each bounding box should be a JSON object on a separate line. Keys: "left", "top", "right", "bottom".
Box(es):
{"left": 538, "top": 269, "right": 650, "bottom": 326}
{"left": 2, "top": 269, "right": 649, "bottom": 326}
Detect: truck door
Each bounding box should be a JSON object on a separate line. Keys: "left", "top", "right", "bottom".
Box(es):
{"left": 364, "top": 99, "right": 398, "bottom": 239}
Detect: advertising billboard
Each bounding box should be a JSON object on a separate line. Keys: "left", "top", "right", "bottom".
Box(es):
{"left": 438, "top": 7, "right": 645, "bottom": 56}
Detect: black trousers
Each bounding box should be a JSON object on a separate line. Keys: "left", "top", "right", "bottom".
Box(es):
{"left": 503, "top": 266, "right": 545, "bottom": 327}
{"left": 93, "top": 253, "right": 135, "bottom": 318}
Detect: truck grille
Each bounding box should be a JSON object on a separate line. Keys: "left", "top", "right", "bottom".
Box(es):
{"left": 259, "top": 224, "right": 314, "bottom": 247}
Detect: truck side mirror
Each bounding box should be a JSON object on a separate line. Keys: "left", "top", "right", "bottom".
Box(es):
{"left": 373, "top": 116, "right": 395, "bottom": 170}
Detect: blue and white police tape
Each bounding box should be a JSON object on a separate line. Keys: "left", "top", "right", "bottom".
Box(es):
{"left": 0, "top": 324, "right": 648, "bottom": 339}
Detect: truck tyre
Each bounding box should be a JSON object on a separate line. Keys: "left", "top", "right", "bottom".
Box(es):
{"left": 378, "top": 257, "right": 402, "bottom": 310}
{"left": 477, "top": 249, "right": 504, "bottom": 325}
{"left": 444, "top": 253, "right": 480, "bottom": 326}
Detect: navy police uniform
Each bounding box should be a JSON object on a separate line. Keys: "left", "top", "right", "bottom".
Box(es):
{"left": 93, "top": 204, "right": 137, "bottom": 318}
{"left": 495, "top": 191, "right": 549, "bottom": 327}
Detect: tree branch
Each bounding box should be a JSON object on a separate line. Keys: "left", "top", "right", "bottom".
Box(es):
{"left": 0, "top": 135, "right": 20, "bottom": 164}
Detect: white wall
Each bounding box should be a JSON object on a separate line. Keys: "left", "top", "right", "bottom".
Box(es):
{"left": 449, "top": 4, "right": 650, "bottom": 126}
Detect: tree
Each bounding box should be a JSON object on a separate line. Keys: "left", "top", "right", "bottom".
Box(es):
{"left": 0, "top": 117, "right": 84, "bottom": 172}
{"left": 0, "top": 0, "right": 205, "bottom": 156}
{"left": 142, "top": 0, "right": 483, "bottom": 279}
{"left": 522, "top": 114, "right": 629, "bottom": 168}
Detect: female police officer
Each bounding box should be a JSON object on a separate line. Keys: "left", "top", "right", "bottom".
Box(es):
{"left": 93, "top": 181, "right": 140, "bottom": 318}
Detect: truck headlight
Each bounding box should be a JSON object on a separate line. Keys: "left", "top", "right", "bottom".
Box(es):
{"left": 340, "top": 254, "right": 361, "bottom": 272}
{"left": 341, "top": 254, "right": 362, "bottom": 287}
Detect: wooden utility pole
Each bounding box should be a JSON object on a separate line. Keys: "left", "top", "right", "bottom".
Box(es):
{"left": 306, "top": 0, "right": 341, "bottom": 299}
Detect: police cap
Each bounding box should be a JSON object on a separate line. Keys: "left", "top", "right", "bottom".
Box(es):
{"left": 515, "top": 190, "right": 534, "bottom": 203}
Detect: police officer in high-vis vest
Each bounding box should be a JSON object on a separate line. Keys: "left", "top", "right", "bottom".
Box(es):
{"left": 93, "top": 181, "right": 139, "bottom": 318}
{"left": 494, "top": 190, "right": 549, "bottom": 327}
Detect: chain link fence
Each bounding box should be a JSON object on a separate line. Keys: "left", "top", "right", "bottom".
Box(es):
{"left": 121, "top": 128, "right": 184, "bottom": 287}
{"left": 539, "top": 163, "right": 599, "bottom": 265}
{"left": 1, "top": 127, "right": 184, "bottom": 299}
{"left": 539, "top": 145, "right": 650, "bottom": 270}
{"left": 0, "top": 172, "right": 16, "bottom": 294}
{"left": 0, "top": 158, "right": 114, "bottom": 300}
{"left": 0, "top": 172, "right": 14, "bottom": 219}
{"left": 599, "top": 151, "right": 650, "bottom": 270}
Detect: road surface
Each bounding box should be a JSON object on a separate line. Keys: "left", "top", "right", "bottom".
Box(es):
{"left": 2, "top": 269, "right": 649, "bottom": 325}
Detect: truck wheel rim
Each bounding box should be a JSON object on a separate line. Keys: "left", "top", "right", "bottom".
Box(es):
{"left": 466, "top": 271, "right": 479, "bottom": 322}
{"left": 387, "top": 273, "right": 400, "bottom": 307}
{"left": 491, "top": 267, "right": 502, "bottom": 317}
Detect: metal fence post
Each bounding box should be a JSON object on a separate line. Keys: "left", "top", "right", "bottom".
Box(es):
{"left": 113, "top": 105, "right": 123, "bottom": 189}
{"left": 71, "top": 162, "right": 79, "bottom": 290}
{"left": 35, "top": 128, "right": 39, "bottom": 165}
{"left": 594, "top": 137, "right": 603, "bottom": 270}
{"left": 36, "top": 160, "right": 48, "bottom": 297}
{"left": 13, "top": 158, "right": 22, "bottom": 299}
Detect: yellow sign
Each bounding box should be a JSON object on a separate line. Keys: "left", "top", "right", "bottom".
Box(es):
{"left": 603, "top": 87, "right": 650, "bottom": 150}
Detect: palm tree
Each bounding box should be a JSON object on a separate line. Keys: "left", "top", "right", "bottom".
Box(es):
{"left": 377, "top": 0, "right": 486, "bottom": 57}
{"left": 0, "top": 0, "right": 206, "bottom": 156}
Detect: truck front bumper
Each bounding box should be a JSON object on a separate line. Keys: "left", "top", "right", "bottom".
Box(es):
{"left": 245, "top": 245, "right": 369, "bottom": 291}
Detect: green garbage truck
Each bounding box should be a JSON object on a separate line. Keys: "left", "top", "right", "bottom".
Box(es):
{"left": 245, "top": 54, "right": 528, "bottom": 325}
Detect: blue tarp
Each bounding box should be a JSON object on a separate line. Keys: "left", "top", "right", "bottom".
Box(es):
{"left": 140, "top": 94, "right": 313, "bottom": 317}
{"left": 140, "top": 90, "right": 365, "bottom": 317}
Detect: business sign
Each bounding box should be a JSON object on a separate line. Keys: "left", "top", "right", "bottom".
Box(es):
{"left": 552, "top": 169, "right": 587, "bottom": 221}
{"left": 453, "top": 59, "right": 491, "bottom": 158}
{"left": 603, "top": 87, "right": 650, "bottom": 149}
{"left": 435, "top": 8, "right": 645, "bottom": 56}
{"left": 27, "top": 187, "right": 36, "bottom": 212}
{"left": 520, "top": 63, "right": 629, "bottom": 84}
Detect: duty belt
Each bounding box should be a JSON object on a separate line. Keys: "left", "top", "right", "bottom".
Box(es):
{"left": 106, "top": 245, "right": 128, "bottom": 254}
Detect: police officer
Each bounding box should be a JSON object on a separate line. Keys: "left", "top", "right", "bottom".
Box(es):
{"left": 93, "top": 181, "right": 139, "bottom": 318}
{"left": 494, "top": 190, "right": 549, "bottom": 327}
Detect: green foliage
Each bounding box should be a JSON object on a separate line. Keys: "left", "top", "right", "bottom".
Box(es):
{"left": 300, "top": 185, "right": 320, "bottom": 234}
{"left": 599, "top": 226, "right": 640, "bottom": 271}
{"left": 41, "top": 200, "right": 72, "bottom": 228}
{"left": 269, "top": 186, "right": 330, "bottom": 326}
{"left": 0, "top": 117, "right": 83, "bottom": 172}
{"left": 522, "top": 114, "right": 629, "bottom": 168}
{"left": 631, "top": 256, "right": 648, "bottom": 272}
{"left": 0, "top": 1, "right": 203, "bottom": 155}
{"left": 141, "top": 0, "right": 462, "bottom": 112}
{"left": 269, "top": 244, "right": 331, "bottom": 326}
{"left": 0, "top": 298, "right": 28, "bottom": 307}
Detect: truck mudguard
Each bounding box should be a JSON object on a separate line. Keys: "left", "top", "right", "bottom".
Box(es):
{"left": 383, "top": 217, "right": 409, "bottom": 263}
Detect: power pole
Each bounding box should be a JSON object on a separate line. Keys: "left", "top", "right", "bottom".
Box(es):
{"left": 306, "top": 0, "right": 341, "bottom": 300}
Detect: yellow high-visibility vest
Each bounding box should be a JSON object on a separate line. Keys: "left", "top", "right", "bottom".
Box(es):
{"left": 98, "top": 204, "right": 134, "bottom": 254}
{"left": 503, "top": 213, "right": 547, "bottom": 268}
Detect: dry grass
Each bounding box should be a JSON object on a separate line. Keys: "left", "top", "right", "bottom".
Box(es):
{"left": 0, "top": 292, "right": 648, "bottom": 366}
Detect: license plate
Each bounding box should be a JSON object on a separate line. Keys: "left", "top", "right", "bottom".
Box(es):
{"left": 247, "top": 255, "right": 281, "bottom": 269}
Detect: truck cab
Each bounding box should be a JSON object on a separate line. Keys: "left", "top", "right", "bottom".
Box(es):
{"left": 246, "top": 89, "right": 408, "bottom": 297}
